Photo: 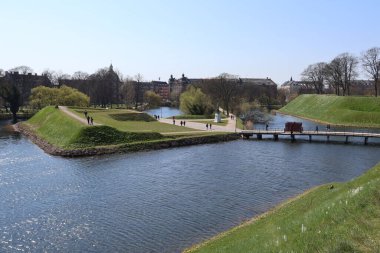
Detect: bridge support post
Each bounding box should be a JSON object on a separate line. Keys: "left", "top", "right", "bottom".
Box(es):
{"left": 257, "top": 134, "right": 262, "bottom": 140}
{"left": 308, "top": 135, "right": 312, "bottom": 142}
{"left": 273, "top": 134, "right": 278, "bottom": 141}
{"left": 291, "top": 134, "right": 295, "bottom": 142}
{"left": 364, "top": 137, "right": 368, "bottom": 145}
{"left": 327, "top": 135, "right": 330, "bottom": 142}
{"left": 345, "top": 136, "right": 349, "bottom": 144}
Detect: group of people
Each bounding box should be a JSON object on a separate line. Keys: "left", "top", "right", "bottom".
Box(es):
{"left": 315, "top": 124, "right": 331, "bottom": 133}
{"left": 206, "top": 123, "right": 212, "bottom": 130}
{"left": 153, "top": 115, "right": 160, "bottom": 120}
{"left": 180, "top": 121, "right": 186, "bottom": 126}
{"left": 230, "top": 115, "right": 235, "bottom": 120}
{"left": 84, "top": 110, "right": 94, "bottom": 125}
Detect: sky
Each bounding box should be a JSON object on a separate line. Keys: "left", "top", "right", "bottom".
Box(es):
{"left": 1, "top": 0, "right": 379, "bottom": 85}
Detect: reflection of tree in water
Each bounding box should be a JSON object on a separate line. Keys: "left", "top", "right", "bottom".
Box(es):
{"left": 242, "top": 109, "right": 271, "bottom": 129}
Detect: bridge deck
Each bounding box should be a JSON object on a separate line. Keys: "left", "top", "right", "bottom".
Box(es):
{"left": 240, "top": 130, "right": 380, "bottom": 138}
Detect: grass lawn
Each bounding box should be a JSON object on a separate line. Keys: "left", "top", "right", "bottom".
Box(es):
{"left": 70, "top": 107, "right": 197, "bottom": 133}
{"left": 186, "top": 163, "right": 380, "bottom": 253}
{"left": 188, "top": 119, "right": 228, "bottom": 126}
{"left": 279, "top": 94, "right": 380, "bottom": 128}
{"left": 26, "top": 106, "right": 85, "bottom": 147}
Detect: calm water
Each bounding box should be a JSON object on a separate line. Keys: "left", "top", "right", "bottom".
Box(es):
{"left": 144, "top": 107, "right": 183, "bottom": 119}
{"left": 1, "top": 117, "right": 380, "bottom": 252}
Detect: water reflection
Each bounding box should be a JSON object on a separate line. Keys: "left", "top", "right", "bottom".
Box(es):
{"left": 0, "top": 119, "right": 379, "bottom": 252}
{"left": 144, "top": 107, "right": 183, "bottom": 118}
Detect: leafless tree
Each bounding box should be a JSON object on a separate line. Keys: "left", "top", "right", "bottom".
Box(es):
{"left": 9, "top": 65, "right": 34, "bottom": 74}
{"left": 362, "top": 47, "right": 380, "bottom": 96}
{"left": 326, "top": 53, "right": 358, "bottom": 96}
{"left": 134, "top": 73, "right": 143, "bottom": 108}
{"left": 301, "top": 62, "right": 328, "bottom": 94}
{"left": 42, "top": 69, "right": 71, "bottom": 86}
{"left": 72, "top": 71, "right": 89, "bottom": 80}
{"left": 201, "top": 73, "right": 239, "bottom": 116}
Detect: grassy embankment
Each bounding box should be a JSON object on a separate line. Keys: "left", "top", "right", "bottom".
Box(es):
{"left": 23, "top": 106, "right": 234, "bottom": 150}
{"left": 70, "top": 107, "right": 197, "bottom": 133}
{"left": 24, "top": 106, "right": 164, "bottom": 149}
{"left": 280, "top": 94, "right": 380, "bottom": 128}
{"left": 186, "top": 163, "right": 380, "bottom": 253}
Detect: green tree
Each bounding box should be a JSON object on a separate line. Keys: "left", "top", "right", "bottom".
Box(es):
{"left": 144, "top": 90, "right": 161, "bottom": 108}
{"left": 180, "top": 86, "right": 213, "bottom": 115}
{"left": 29, "top": 85, "right": 90, "bottom": 109}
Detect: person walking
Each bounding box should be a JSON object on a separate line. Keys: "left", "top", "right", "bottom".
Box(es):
{"left": 210, "top": 123, "right": 212, "bottom": 130}
{"left": 183, "top": 121, "right": 186, "bottom": 126}
{"left": 90, "top": 117, "right": 94, "bottom": 125}
{"left": 180, "top": 121, "right": 183, "bottom": 126}
{"left": 87, "top": 115, "right": 90, "bottom": 125}
{"left": 266, "top": 124, "right": 268, "bottom": 131}
{"left": 206, "top": 123, "right": 208, "bottom": 130}
{"left": 315, "top": 126, "right": 319, "bottom": 133}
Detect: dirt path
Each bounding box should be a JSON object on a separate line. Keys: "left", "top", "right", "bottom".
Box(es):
{"left": 59, "top": 106, "right": 101, "bottom": 126}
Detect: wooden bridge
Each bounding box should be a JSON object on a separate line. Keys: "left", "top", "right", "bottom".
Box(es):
{"left": 239, "top": 129, "right": 380, "bottom": 145}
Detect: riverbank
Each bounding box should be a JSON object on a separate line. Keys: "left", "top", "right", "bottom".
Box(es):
{"left": 185, "top": 162, "right": 380, "bottom": 252}
{"left": 279, "top": 94, "right": 380, "bottom": 128}
{"left": 14, "top": 106, "right": 240, "bottom": 157}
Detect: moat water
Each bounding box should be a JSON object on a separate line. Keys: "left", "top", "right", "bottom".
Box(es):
{"left": 1, "top": 113, "right": 380, "bottom": 252}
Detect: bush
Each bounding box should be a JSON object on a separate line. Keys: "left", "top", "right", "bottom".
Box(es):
{"left": 180, "top": 86, "right": 213, "bottom": 115}
{"left": 29, "top": 85, "right": 89, "bottom": 109}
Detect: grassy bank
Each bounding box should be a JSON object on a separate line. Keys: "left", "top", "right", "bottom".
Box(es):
{"left": 21, "top": 107, "right": 237, "bottom": 155}
{"left": 186, "top": 163, "right": 380, "bottom": 253}
{"left": 279, "top": 94, "right": 380, "bottom": 128}
{"left": 23, "top": 106, "right": 164, "bottom": 149}
{"left": 71, "top": 107, "right": 196, "bottom": 133}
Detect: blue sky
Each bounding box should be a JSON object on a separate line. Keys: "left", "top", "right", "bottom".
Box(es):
{"left": 1, "top": 0, "right": 379, "bottom": 84}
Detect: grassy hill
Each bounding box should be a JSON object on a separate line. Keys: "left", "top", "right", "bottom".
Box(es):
{"left": 186, "top": 163, "right": 380, "bottom": 253}
{"left": 279, "top": 94, "right": 380, "bottom": 128}
{"left": 24, "top": 106, "right": 163, "bottom": 149}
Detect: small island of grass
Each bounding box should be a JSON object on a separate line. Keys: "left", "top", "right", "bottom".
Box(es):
{"left": 17, "top": 106, "right": 238, "bottom": 156}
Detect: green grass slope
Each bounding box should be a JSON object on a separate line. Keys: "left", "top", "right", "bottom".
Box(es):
{"left": 24, "top": 107, "right": 163, "bottom": 149}
{"left": 26, "top": 106, "right": 84, "bottom": 147}
{"left": 186, "top": 163, "right": 380, "bottom": 253}
{"left": 279, "top": 94, "right": 380, "bottom": 127}
{"left": 71, "top": 107, "right": 196, "bottom": 133}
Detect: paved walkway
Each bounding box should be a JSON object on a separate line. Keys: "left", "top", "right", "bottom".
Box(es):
{"left": 59, "top": 106, "right": 101, "bottom": 126}
{"left": 159, "top": 112, "right": 240, "bottom": 133}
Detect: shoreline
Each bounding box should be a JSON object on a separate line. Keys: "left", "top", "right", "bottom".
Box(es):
{"left": 184, "top": 184, "right": 323, "bottom": 252}
{"left": 277, "top": 110, "right": 380, "bottom": 129}
{"left": 14, "top": 122, "right": 240, "bottom": 157}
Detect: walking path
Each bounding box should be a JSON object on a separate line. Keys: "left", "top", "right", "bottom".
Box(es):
{"left": 59, "top": 106, "right": 101, "bottom": 126}
{"left": 159, "top": 111, "right": 240, "bottom": 133}
{"left": 59, "top": 105, "right": 239, "bottom": 133}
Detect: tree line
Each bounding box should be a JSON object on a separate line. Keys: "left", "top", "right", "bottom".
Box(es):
{"left": 301, "top": 47, "right": 380, "bottom": 96}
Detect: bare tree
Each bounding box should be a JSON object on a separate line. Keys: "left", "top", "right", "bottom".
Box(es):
{"left": 201, "top": 73, "right": 239, "bottom": 116}
{"left": 301, "top": 62, "right": 328, "bottom": 94}
{"left": 42, "top": 69, "right": 71, "bottom": 86}
{"left": 9, "top": 65, "right": 34, "bottom": 74}
{"left": 0, "top": 78, "right": 20, "bottom": 123}
{"left": 72, "top": 71, "right": 89, "bottom": 80}
{"left": 134, "top": 73, "right": 143, "bottom": 108}
{"left": 362, "top": 47, "right": 380, "bottom": 96}
{"left": 326, "top": 53, "right": 358, "bottom": 96}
